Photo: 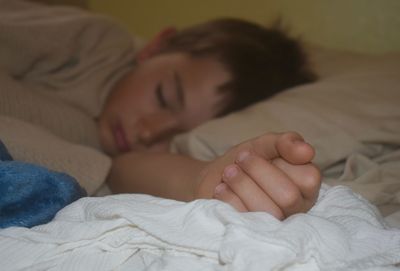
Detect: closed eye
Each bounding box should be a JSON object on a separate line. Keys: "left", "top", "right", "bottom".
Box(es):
{"left": 156, "top": 83, "right": 167, "bottom": 108}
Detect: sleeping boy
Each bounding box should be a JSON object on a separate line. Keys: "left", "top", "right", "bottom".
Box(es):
{"left": 98, "top": 18, "right": 321, "bottom": 219}
{"left": 0, "top": 1, "right": 320, "bottom": 220}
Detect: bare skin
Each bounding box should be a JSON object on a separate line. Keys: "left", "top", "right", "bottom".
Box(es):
{"left": 108, "top": 132, "right": 321, "bottom": 220}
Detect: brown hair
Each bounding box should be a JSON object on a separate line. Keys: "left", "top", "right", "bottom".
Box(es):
{"left": 159, "top": 18, "right": 316, "bottom": 116}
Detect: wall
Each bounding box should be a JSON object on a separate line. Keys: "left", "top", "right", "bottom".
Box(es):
{"left": 30, "top": 0, "right": 87, "bottom": 8}
{"left": 89, "top": 0, "right": 400, "bottom": 54}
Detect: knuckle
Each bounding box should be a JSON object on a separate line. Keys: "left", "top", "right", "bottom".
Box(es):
{"left": 302, "top": 164, "right": 322, "bottom": 191}
{"left": 252, "top": 133, "right": 277, "bottom": 148}
{"left": 271, "top": 157, "right": 285, "bottom": 168}
{"left": 279, "top": 188, "right": 302, "bottom": 210}
{"left": 236, "top": 151, "right": 265, "bottom": 172}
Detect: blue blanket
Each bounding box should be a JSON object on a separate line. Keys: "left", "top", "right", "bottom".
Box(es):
{"left": 0, "top": 140, "right": 86, "bottom": 228}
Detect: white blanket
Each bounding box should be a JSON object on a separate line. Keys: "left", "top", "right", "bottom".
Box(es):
{"left": 1, "top": 185, "right": 399, "bottom": 271}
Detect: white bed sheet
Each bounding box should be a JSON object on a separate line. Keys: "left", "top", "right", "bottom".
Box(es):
{"left": 1, "top": 185, "right": 399, "bottom": 271}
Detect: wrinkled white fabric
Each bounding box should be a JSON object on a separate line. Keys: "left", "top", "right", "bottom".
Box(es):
{"left": 1, "top": 185, "right": 399, "bottom": 271}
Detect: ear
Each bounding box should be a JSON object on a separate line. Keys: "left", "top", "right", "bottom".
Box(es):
{"left": 136, "top": 27, "right": 177, "bottom": 63}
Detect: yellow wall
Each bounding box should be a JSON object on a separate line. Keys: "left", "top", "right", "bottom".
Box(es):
{"left": 89, "top": 0, "right": 400, "bottom": 54}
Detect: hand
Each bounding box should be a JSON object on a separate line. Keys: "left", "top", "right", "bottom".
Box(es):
{"left": 195, "top": 132, "right": 321, "bottom": 220}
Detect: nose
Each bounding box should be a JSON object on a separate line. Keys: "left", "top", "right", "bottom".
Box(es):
{"left": 135, "top": 114, "right": 182, "bottom": 147}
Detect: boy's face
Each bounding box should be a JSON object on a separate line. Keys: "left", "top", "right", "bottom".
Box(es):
{"left": 97, "top": 52, "right": 231, "bottom": 155}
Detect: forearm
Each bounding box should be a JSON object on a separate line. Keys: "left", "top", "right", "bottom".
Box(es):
{"left": 107, "top": 151, "right": 209, "bottom": 202}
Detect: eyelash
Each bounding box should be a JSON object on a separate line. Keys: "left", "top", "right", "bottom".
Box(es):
{"left": 156, "top": 83, "right": 168, "bottom": 108}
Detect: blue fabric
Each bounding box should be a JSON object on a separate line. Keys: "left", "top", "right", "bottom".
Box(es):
{"left": 0, "top": 140, "right": 86, "bottom": 229}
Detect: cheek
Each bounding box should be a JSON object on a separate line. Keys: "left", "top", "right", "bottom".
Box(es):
{"left": 138, "top": 112, "right": 183, "bottom": 139}
{"left": 106, "top": 84, "right": 153, "bottom": 117}
{"left": 181, "top": 85, "right": 225, "bottom": 129}
{"left": 181, "top": 103, "right": 217, "bottom": 129}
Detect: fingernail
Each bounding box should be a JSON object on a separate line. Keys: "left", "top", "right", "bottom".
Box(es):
{"left": 237, "top": 151, "right": 250, "bottom": 163}
{"left": 223, "top": 165, "right": 238, "bottom": 179}
{"left": 214, "top": 182, "right": 227, "bottom": 195}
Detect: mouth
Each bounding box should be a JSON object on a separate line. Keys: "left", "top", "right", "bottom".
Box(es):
{"left": 112, "top": 122, "right": 131, "bottom": 153}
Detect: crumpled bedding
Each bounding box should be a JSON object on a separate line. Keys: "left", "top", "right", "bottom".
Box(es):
{"left": 1, "top": 185, "right": 399, "bottom": 271}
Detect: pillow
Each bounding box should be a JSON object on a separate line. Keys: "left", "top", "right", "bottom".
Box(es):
{"left": 0, "top": 116, "right": 111, "bottom": 195}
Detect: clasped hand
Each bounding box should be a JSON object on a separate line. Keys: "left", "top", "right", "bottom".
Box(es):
{"left": 195, "top": 132, "right": 321, "bottom": 220}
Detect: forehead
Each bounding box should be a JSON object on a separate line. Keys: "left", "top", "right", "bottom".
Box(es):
{"left": 147, "top": 52, "right": 228, "bottom": 83}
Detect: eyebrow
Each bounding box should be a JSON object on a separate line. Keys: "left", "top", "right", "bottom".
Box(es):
{"left": 173, "top": 71, "right": 185, "bottom": 109}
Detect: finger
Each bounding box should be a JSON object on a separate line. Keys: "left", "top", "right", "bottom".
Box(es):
{"left": 272, "top": 158, "right": 321, "bottom": 204}
{"left": 249, "top": 132, "right": 281, "bottom": 160}
{"left": 236, "top": 151, "right": 304, "bottom": 217}
{"left": 213, "top": 182, "right": 248, "bottom": 212}
{"left": 251, "top": 132, "right": 315, "bottom": 165}
{"left": 276, "top": 132, "right": 315, "bottom": 165}
{"left": 221, "top": 164, "right": 285, "bottom": 219}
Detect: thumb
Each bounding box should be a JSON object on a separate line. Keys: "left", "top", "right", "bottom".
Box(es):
{"left": 276, "top": 132, "right": 315, "bottom": 164}
{"left": 252, "top": 132, "right": 315, "bottom": 165}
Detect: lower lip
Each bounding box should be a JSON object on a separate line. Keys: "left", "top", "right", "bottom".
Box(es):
{"left": 113, "top": 123, "right": 131, "bottom": 152}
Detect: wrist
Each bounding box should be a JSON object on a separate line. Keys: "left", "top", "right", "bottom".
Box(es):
{"left": 193, "top": 159, "right": 225, "bottom": 200}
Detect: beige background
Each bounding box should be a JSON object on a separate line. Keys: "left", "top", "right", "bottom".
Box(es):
{"left": 88, "top": 0, "right": 400, "bottom": 54}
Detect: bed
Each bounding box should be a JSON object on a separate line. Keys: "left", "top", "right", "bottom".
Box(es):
{"left": 1, "top": 1, "right": 400, "bottom": 270}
